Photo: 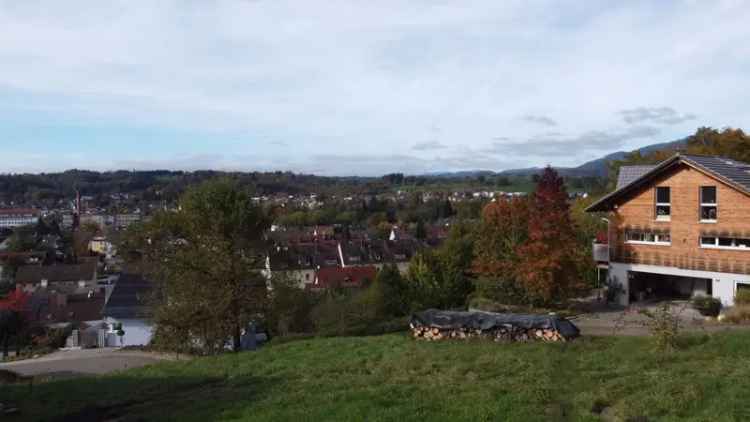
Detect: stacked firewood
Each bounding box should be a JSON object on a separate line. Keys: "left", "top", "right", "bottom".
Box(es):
{"left": 410, "top": 324, "right": 566, "bottom": 343}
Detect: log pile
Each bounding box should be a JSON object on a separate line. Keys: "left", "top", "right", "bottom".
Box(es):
{"left": 410, "top": 324, "right": 567, "bottom": 343}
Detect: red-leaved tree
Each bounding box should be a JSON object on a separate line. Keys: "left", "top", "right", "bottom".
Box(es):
{"left": 516, "top": 166, "right": 586, "bottom": 304}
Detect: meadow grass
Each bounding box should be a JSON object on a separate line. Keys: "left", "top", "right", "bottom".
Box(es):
{"left": 4, "top": 332, "right": 750, "bottom": 421}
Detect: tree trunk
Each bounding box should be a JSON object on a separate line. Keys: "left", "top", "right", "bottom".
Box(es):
{"left": 2, "top": 334, "right": 8, "bottom": 359}
{"left": 233, "top": 322, "right": 242, "bottom": 352}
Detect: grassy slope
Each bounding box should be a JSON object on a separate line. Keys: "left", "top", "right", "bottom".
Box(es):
{"left": 4, "top": 332, "right": 750, "bottom": 421}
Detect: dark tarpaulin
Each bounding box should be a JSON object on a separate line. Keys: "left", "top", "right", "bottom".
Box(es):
{"left": 410, "top": 309, "right": 580, "bottom": 340}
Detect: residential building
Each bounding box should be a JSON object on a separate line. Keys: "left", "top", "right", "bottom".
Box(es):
{"left": 0, "top": 208, "right": 40, "bottom": 229}
{"left": 15, "top": 261, "right": 98, "bottom": 293}
{"left": 587, "top": 154, "right": 750, "bottom": 306}
{"left": 266, "top": 237, "right": 421, "bottom": 288}
{"left": 61, "top": 213, "right": 75, "bottom": 229}
{"left": 102, "top": 273, "right": 154, "bottom": 347}
{"left": 89, "top": 236, "right": 115, "bottom": 256}
{"left": 79, "top": 214, "right": 107, "bottom": 229}
{"left": 114, "top": 213, "right": 141, "bottom": 230}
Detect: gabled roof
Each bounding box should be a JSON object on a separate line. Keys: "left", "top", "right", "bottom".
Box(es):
{"left": 103, "top": 273, "right": 153, "bottom": 319}
{"left": 616, "top": 165, "right": 657, "bottom": 189}
{"left": 587, "top": 153, "right": 750, "bottom": 212}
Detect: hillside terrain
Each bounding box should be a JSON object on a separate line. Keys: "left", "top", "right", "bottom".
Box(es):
{"left": 4, "top": 332, "right": 750, "bottom": 421}
{"left": 497, "top": 138, "right": 688, "bottom": 178}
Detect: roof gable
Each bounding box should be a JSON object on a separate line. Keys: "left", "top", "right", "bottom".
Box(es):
{"left": 587, "top": 154, "right": 750, "bottom": 212}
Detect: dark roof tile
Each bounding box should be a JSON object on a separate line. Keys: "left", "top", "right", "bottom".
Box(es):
{"left": 15, "top": 262, "right": 97, "bottom": 285}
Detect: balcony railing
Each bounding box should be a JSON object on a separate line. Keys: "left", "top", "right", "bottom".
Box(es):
{"left": 613, "top": 249, "right": 750, "bottom": 275}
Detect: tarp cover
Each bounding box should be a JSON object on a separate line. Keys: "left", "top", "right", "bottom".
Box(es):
{"left": 410, "top": 309, "right": 580, "bottom": 340}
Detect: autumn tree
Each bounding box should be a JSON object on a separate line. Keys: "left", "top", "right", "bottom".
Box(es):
{"left": 124, "top": 178, "right": 270, "bottom": 354}
{"left": 515, "top": 167, "right": 586, "bottom": 305}
{"left": 472, "top": 196, "right": 529, "bottom": 303}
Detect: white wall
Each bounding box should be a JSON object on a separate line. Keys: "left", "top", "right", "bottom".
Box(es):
{"left": 608, "top": 263, "right": 630, "bottom": 306}
{"left": 106, "top": 318, "right": 154, "bottom": 346}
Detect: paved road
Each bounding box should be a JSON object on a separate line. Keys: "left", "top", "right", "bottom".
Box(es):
{"left": 572, "top": 301, "right": 750, "bottom": 336}
{"left": 0, "top": 348, "right": 170, "bottom": 378}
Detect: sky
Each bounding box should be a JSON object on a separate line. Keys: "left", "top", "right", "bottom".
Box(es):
{"left": 1, "top": 1, "right": 749, "bottom": 176}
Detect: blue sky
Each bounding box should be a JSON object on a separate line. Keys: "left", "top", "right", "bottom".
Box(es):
{"left": 1, "top": 1, "right": 749, "bottom": 175}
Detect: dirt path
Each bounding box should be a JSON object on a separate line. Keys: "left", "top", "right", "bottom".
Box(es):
{"left": 0, "top": 348, "right": 174, "bottom": 377}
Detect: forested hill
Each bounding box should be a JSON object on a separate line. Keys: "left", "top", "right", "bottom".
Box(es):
{"left": 0, "top": 170, "right": 381, "bottom": 204}
{"left": 497, "top": 138, "right": 688, "bottom": 178}
{"left": 3, "top": 127, "right": 743, "bottom": 205}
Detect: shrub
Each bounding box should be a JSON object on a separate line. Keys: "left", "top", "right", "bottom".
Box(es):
{"left": 472, "top": 276, "right": 528, "bottom": 307}
{"left": 267, "top": 274, "right": 317, "bottom": 336}
{"left": 640, "top": 303, "right": 681, "bottom": 353}
{"left": 735, "top": 289, "right": 750, "bottom": 306}
{"left": 724, "top": 305, "right": 750, "bottom": 324}
{"left": 692, "top": 296, "right": 722, "bottom": 317}
{"left": 29, "top": 326, "right": 71, "bottom": 351}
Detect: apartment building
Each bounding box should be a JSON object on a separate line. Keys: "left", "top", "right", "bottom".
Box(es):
{"left": 0, "top": 208, "right": 40, "bottom": 229}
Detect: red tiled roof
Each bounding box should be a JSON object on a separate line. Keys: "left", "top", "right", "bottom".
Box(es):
{"left": 311, "top": 266, "right": 377, "bottom": 289}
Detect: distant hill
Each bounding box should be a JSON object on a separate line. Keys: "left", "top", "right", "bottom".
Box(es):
{"left": 426, "top": 138, "right": 687, "bottom": 179}
{"left": 564, "top": 138, "right": 687, "bottom": 177}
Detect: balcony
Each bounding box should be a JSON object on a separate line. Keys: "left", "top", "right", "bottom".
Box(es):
{"left": 614, "top": 249, "right": 750, "bottom": 275}
{"left": 593, "top": 242, "right": 609, "bottom": 263}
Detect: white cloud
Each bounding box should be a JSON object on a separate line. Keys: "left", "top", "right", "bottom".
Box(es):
{"left": 619, "top": 107, "right": 697, "bottom": 125}
{"left": 521, "top": 115, "right": 557, "bottom": 127}
{"left": 0, "top": 1, "right": 749, "bottom": 174}
{"left": 412, "top": 141, "right": 449, "bottom": 151}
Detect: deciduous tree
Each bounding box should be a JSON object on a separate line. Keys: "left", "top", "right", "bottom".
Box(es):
{"left": 516, "top": 167, "right": 586, "bottom": 304}
{"left": 472, "top": 196, "right": 530, "bottom": 303}
{"left": 125, "top": 178, "right": 270, "bottom": 354}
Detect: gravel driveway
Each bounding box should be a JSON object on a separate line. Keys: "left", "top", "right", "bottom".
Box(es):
{"left": 0, "top": 348, "right": 172, "bottom": 378}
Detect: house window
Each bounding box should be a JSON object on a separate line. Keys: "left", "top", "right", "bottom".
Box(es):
{"left": 700, "top": 186, "right": 717, "bottom": 222}
{"left": 700, "top": 236, "right": 750, "bottom": 250}
{"left": 625, "top": 229, "right": 671, "bottom": 245}
{"left": 655, "top": 187, "right": 671, "bottom": 221}
{"left": 701, "top": 237, "right": 716, "bottom": 246}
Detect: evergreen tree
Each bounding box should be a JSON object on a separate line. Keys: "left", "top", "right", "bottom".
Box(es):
{"left": 414, "top": 220, "right": 427, "bottom": 240}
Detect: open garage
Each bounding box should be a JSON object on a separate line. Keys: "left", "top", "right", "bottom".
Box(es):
{"left": 628, "top": 271, "right": 711, "bottom": 303}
